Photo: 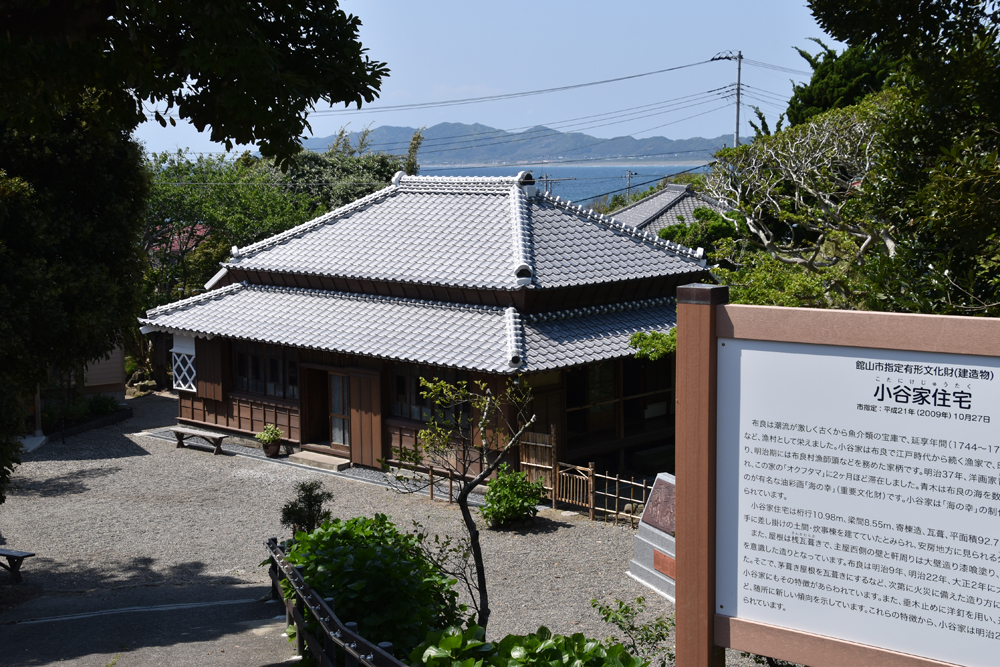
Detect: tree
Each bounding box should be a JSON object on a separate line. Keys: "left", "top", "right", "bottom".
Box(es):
{"left": 809, "top": 0, "right": 1000, "bottom": 315}
{"left": 785, "top": 40, "right": 895, "bottom": 126}
{"left": 142, "top": 151, "right": 321, "bottom": 310}
{"left": 404, "top": 128, "right": 426, "bottom": 176}
{"left": 707, "top": 92, "right": 896, "bottom": 297}
{"left": 281, "top": 148, "right": 406, "bottom": 213}
{"left": 1, "top": 0, "right": 388, "bottom": 164}
{"left": 0, "top": 101, "right": 148, "bottom": 501}
{"left": 384, "top": 377, "right": 536, "bottom": 632}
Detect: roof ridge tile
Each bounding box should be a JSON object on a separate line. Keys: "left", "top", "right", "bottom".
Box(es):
{"left": 234, "top": 184, "right": 401, "bottom": 259}
{"left": 504, "top": 306, "right": 525, "bottom": 368}
{"left": 524, "top": 295, "right": 676, "bottom": 323}
{"left": 196, "top": 282, "right": 510, "bottom": 316}
{"left": 509, "top": 185, "right": 535, "bottom": 285}
{"left": 144, "top": 281, "right": 247, "bottom": 318}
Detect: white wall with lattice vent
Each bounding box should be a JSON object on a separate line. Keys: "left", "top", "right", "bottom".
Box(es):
{"left": 171, "top": 335, "right": 197, "bottom": 392}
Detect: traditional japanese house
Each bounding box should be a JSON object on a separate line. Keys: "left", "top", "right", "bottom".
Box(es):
{"left": 138, "top": 173, "right": 711, "bottom": 470}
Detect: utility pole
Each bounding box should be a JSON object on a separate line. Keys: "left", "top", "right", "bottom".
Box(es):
{"left": 734, "top": 50, "right": 742, "bottom": 147}
{"left": 625, "top": 170, "right": 637, "bottom": 199}
{"left": 711, "top": 50, "right": 744, "bottom": 147}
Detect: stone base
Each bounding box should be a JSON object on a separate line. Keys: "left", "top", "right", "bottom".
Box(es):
{"left": 18, "top": 435, "right": 48, "bottom": 453}
{"left": 288, "top": 451, "right": 351, "bottom": 472}
{"left": 629, "top": 519, "right": 676, "bottom": 601}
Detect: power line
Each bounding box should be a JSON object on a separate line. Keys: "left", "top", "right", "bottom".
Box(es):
{"left": 417, "top": 97, "right": 730, "bottom": 156}
{"left": 743, "top": 59, "right": 812, "bottom": 77}
{"left": 741, "top": 84, "right": 792, "bottom": 103}
{"left": 307, "top": 59, "right": 716, "bottom": 116}
{"left": 420, "top": 149, "right": 717, "bottom": 172}
{"left": 578, "top": 163, "right": 710, "bottom": 204}
{"left": 351, "top": 87, "right": 735, "bottom": 151}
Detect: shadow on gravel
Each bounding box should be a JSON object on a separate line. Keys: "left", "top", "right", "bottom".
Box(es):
{"left": 490, "top": 515, "right": 574, "bottom": 535}
{"left": 0, "top": 578, "right": 284, "bottom": 667}
{"left": 21, "top": 429, "right": 150, "bottom": 464}
{"left": 12, "top": 467, "right": 123, "bottom": 497}
{"left": 12, "top": 554, "right": 254, "bottom": 593}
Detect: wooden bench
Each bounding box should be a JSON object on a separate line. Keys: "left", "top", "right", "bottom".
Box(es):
{"left": 0, "top": 548, "right": 35, "bottom": 583}
{"left": 169, "top": 426, "right": 228, "bottom": 455}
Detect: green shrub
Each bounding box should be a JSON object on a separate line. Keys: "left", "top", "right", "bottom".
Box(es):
{"left": 87, "top": 394, "right": 121, "bottom": 416}
{"left": 408, "top": 624, "right": 647, "bottom": 667}
{"left": 408, "top": 624, "right": 495, "bottom": 667}
{"left": 591, "top": 597, "right": 674, "bottom": 667}
{"left": 124, "top": 355, "right": 139, "bottom": 379}
{"left": 479, "top": 463, "right": 546, "bottom": 527}
{"left": 280, "top": 480, "right": 333, "bottom": 535}
{"left": 284, "top": 514, "right": 465, "bottom": 653}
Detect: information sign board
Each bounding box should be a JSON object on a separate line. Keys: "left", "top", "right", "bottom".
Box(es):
{"left": 717, "top": 338, "right": 1000, "bottom": 667}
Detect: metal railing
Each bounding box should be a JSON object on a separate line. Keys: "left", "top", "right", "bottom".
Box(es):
{"left": 265, "top": 538, "right": 408, "bottom": 667}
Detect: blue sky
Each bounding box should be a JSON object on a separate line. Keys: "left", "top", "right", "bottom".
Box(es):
{"left": 134, "top": 1, "right": 841, "bottom": 155}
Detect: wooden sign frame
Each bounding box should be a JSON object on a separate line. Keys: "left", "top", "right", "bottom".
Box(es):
{"left": 674, "top": 283, "right": 1000, "bottom": 667}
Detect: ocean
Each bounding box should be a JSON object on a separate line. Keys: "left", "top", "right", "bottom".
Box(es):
{"left": 419, "top": 164, "right": 705, "bottom": 206}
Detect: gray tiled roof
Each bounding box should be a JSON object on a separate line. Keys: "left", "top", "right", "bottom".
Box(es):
{"left": 140, "top": 282, "right": 676, "bottom": 374}
{"left": 607, "top": 184, "right": 690, "bottom": 227}
{"left": 226, "top": 175, "right": 704, "bottom": 291}
{"left": 522, "top": 300, "right": 677, "bottom": 371}
{"left": 635, "top": 192, "right": 730, "bottom": 236}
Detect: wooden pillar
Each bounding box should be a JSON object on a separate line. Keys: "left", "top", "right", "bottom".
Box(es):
{"left": 675, "top": 283, "right": 728, "bottom": 667}
{"left": 34, "top": 384, "right": 43, "bottom": 437}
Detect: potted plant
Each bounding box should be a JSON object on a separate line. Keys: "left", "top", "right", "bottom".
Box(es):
{"left": 255, "top": 423, "right": 284, "bottom": 458}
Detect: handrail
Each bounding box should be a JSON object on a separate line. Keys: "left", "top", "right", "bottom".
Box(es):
{"left": 265, "top": 538, "right": 407, "bottom": 667}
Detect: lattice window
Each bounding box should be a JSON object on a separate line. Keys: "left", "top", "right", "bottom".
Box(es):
{"left": 172, "top": 352, "right": 196, "bottom": 392}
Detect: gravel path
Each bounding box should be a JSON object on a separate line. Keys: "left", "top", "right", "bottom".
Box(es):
{"left": 0, "top": 392, "right": 762, "bottom": 665}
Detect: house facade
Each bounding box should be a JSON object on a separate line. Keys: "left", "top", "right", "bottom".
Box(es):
{"left": 139, "top": 173, "right": 710, "bottom": 470}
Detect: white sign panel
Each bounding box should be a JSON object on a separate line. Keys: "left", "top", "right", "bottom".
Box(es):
{"left": 717, "top": 338, "right": 1000, "bottom": 667}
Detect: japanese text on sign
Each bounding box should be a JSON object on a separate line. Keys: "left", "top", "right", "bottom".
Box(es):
{"left": 718, "top": 340, "right": 1000, "bottom": 667}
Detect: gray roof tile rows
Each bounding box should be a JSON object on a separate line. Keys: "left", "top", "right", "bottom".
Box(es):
{"left": 226, "top": 175, "right": 704, "bottom": 292}
{"left": 606, "top": 184, "right": 690, "bottom": 228}
{"left": 140, "top": 282, "right": 676, "bottom": 374}
{"left": 635, "top": 192, "right": 730, "bottom": 236}
{"left": 522, "top": 297, "right": 676, "bottom": 371}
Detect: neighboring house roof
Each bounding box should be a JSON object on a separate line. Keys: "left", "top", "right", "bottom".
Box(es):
{"left": 225, "top": 174, "right": 704, "bottom": 291}
{"left": 139, "top": 282, "right": 677, "bottom": 374}
{"left": 610, "top": 184, "right": 691, "bottom": 228}
{"left": 610, "top": 183, "right": 731, "bottom": 237}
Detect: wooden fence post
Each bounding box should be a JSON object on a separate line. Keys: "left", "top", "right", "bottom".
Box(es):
{"left": 294, "top": 566, "right": 306, "bottom": 657}
{"left": 551, "top": 424, "right": 558, "bottom": 509}
{"left": 345, "top": 622, "right": 359, "bottom": 667}
{"left": 588, "top": 462, "right": 595, "bottom": 521}
{"left": 321, "top": 597, "right": 336, "bottom": 664}
{"left": 615, "top": 473, "right": 620, "bottom": 527}
{"left": 268, "top": 537, "right": 280, "bottom": 600}
{"left": 675, "top": 283, "right": 728, "bottom": 667}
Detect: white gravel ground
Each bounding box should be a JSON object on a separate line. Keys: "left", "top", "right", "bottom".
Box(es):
{"left": 0, "top": 392, "right": 764, "bottom": 665}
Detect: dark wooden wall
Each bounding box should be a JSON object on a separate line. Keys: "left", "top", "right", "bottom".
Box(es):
{"left": 178, "top": 392, "right": 301, "bottom": 442}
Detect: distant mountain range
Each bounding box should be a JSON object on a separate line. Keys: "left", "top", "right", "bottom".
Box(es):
{"left": 301, "top": 123, "right": 730, "bottom": 165}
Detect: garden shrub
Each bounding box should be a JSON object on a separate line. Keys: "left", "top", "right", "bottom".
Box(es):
{"left": 283, "top": 514, "right": 465, "bottom": 652}
{"left": 591, "top": 597, "right": 674, "bottom": 667}
{"left": 280, "top": 480, "right": 333, "bottom": 535}
{"left": 87, "top": 394, "right": 121, "bottom": 416}
{"left": 479, "top": 463, "right": 546, "bottom": 527}
{"left": 408, "top": 624, "right": 647, "bottom": 667}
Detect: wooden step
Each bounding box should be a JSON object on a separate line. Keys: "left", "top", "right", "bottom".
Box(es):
{"left": 288, "top": 450, "right": 351, "bottom": 472}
